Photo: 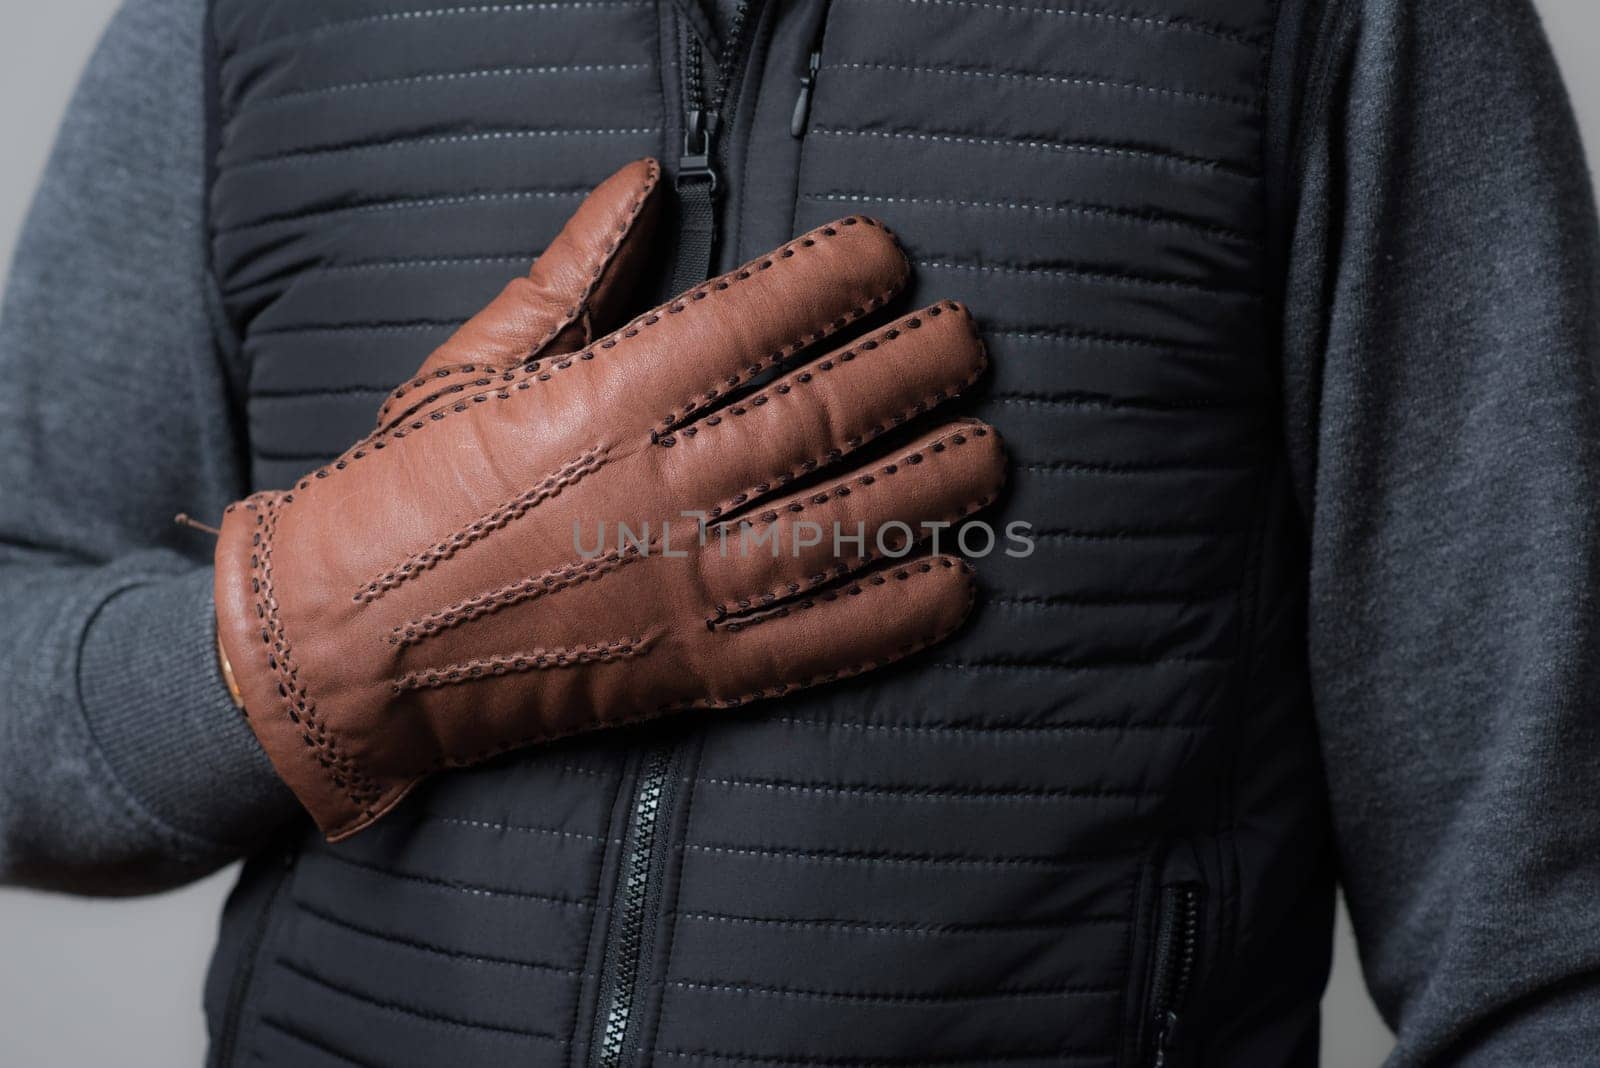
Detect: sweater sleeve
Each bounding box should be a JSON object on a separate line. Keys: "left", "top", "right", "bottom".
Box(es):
{"left": 1281, "top": 0, "right": 1600, "bottom": 1061}
{"left": 0, "top": 0, "right": 298, "bottom": 896}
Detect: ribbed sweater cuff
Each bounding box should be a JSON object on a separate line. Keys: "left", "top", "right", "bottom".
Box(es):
{"left": 77, "top": 567, "right": 298, "bottom": 850}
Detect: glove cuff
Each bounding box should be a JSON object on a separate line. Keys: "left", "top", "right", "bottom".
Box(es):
{"left": 214, "top": 493, "right": 412, "bottom": 840}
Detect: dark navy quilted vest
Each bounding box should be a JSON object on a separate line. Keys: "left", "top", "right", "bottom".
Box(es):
{"left": 201, "top": 1, "right": 1336, "bottom": 1065}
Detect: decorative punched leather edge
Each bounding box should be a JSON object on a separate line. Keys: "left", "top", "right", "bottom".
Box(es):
{"left": 390, "top": 540, "right": 651, "bottom": 647}
{"left": 682, "top": 557, "right": 977, "bottom": 707}
{"left": 392, "top": 637, "right": 647, "bottom": 692}
{"left": 245, "top": 495, "right": 384, "bottom": 814}
{"left": 650, "top": 217, "right": 910, "bottom": 440}
{"left": 707, "top": 425, "right": 1001, "bottom": 627}
{"left": 355, "top": 446, "right": 609, "bottom": 604}
{"left": 682, "top": 302, "right": 986, "bottom": 521}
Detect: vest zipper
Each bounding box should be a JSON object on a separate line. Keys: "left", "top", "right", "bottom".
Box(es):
{"left": 671, "top": 0, "right": 757, "bottom": 292}
{"left": 588, "top": 7, "right": 764, "bottom": 1061}
{"left": 592, "top": 746, "right": 676, "bottom": 1068}
{"left": 1148, "top": 883, "right": 1202, "bottom": 1068}
{"left": 214, "top": 850, "right": 295, "bottom": 1067}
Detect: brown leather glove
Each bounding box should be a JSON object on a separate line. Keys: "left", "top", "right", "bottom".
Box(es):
{"left": 215, "top": 160, "right": 1006, "bottom": 840}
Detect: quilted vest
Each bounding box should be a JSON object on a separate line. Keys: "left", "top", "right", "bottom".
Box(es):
{"left": 200, "top": 1, "right": 1337, "bottom": 1065}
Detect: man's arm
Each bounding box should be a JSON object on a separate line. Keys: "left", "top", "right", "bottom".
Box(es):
{"left": 1283, "top": 0, "right": 1600, "bottom": 1060}
{"left": 0, "top": 0, "right": 296, "bottom": 895}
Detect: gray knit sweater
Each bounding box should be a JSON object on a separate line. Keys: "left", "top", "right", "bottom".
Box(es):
{"left": 2, "top": 0, "right": 1599, "bottom": 1062}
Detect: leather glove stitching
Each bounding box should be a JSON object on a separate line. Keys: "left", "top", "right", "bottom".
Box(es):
{"left": 356, "top": 444, "right": 609, "bottom": 603}
{"left": 676, "top": 558, "right": 977, "bottom": 706}
{"left": 299, "top": 217, "right": 890, "bottom": 492}
{"left": 656, "top": 220, "right": 908, "bottom": 436}
{"left": 389, "top": 540, "right": 653, "bottom": 648}
{"left": 418, "top": 559, "right": 973, "bottom": 773}
{"left": 707, "top": 427, "right": 1002, "bottom": 625}
{"left": 693, "top": 317, "right": 988, "bottom": 520}
{"left": 393, "top": 636, "right": 651, "bottom": 692}
{"left": 248, "top": 494, "right": 386, "bottom": 813}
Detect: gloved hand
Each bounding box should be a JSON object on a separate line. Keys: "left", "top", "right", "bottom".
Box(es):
{"left": 214, "top": 159, "right": 1006, "bottom": 840}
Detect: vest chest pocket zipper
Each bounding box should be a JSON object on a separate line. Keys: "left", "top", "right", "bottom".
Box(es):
{"left": 788, "top": 0, "right": 834, "bottom": 141}
{"left": 1146, "top": 881, "right": 1203, "bottom": 1068}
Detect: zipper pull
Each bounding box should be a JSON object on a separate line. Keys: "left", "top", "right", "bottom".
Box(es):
{"left": 789, "top": 49, "right": 821, "bottom": 138}
{"left": 672, "top": 107, "right": 721, "bottom": 293}
{"left": 678, "top": 108, "right": 721, "bottom": 197}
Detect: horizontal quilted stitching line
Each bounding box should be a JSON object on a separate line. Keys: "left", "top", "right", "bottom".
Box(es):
{"left": 667, "top": 977, "right": 1119, "bottom": 1005}
{"left": 223, "top": 126, "right": 661, "bottom": 173}
{"left": 249, "top": 62, "right": 651, "bottom": 108}
{"left": 253, "top": 447, "right": 342, "bottom": 464}
{"left": 696, "top": 777, "right": 1151, "bottom": 802}
{"left": 259, "top": 1018, "right": 380, "bottom": 1068}
{"left": 684, "top": 843, "right": 1135, "bottom": 868}
{"left": 985, "top": 589, "right": 1232, "bottom": 607}
{"left": 677, "top": 910, "right": 1127, "bottom": 934}
{"left": 277, "top": 958, "right": 571, "bottom": 1041}
{"left": 252, "top": 318, "right": 458, "bottom": 337}
{"left": 981, "top": 326, "right": 1231, "bottom": 355}
{"left": 988, "top": 391, "right": 1256, "bottom": 412}
{"left": 915, "top": 258, "right": 1261, "bottom": 298}
{"left": 555, "top": 761, "right": 616, "bottom": 778}
{"left": 317, "top": 253, "right": 534, "bottom": 275}
{"left": 421, "top": 812, "right": 619, "bottom": 843}
{"left": 1017, "top": 457, "right": 1253, "bottom": 474}
{"left": 221, "top": 2, "right": 652, "bottom": 66}
{"left": 772, "top": 715, "right": 1208, "bottom": 734}
{"left": 218, "top": 188, "right": 585, "bottom": 236}
{"left": 811, "top": 127, "right": 1259, "bottom": 180}
{"left": 392, "top": 637, "right": 646, "bottom": 692}
{"left": 803, "top": 191, "right": 1258, "bottom": 244}
{"left": 932, "top": 655, "right": 1228, "bottom": 672}
{"left": 656, "top": 1047, "right": 1112, "bottom": 1067}
{"left": 295, "top": 898, "right": 585, "bottom": 975}
{"left": 317, "top": 849, "right": 596, "bottom": 908}
{"left": 1028, "top": 526, "right": 1225, "bottom": 541}
{"left": 826, "top": 61, "right": 1257, "bottom": 110}
{"left": 851, "top": 0, "right": 1266, "bottom": 49}
{"left": 229, "top": 253, "right": 536, "bottom": 299}
{"left": 254, "top": 450, "right": 345, "bottom": 466}
{"left": 252, "top": 384, "right": 400, "bottom": 400}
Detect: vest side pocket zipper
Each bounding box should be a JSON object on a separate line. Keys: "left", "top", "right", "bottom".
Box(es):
{"left": 1148, "top": 882, "right": 1202, "bottom": 1068}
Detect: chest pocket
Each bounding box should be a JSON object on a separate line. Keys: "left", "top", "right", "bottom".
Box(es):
{"left": 790, "top": 0, "right": 1274, "bottom": 685}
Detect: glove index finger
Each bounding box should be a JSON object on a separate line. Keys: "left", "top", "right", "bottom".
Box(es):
{"left": 563, "top": 216, "right": 911, "bottom": 442}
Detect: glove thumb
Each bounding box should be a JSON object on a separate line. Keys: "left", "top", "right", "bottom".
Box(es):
{"left": 376, "top": 158, "right": 664, "bottom": 431}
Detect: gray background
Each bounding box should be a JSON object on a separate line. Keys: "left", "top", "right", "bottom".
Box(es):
{"left": 0, "top": 1, "right": 1595, "bottom": 1063}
